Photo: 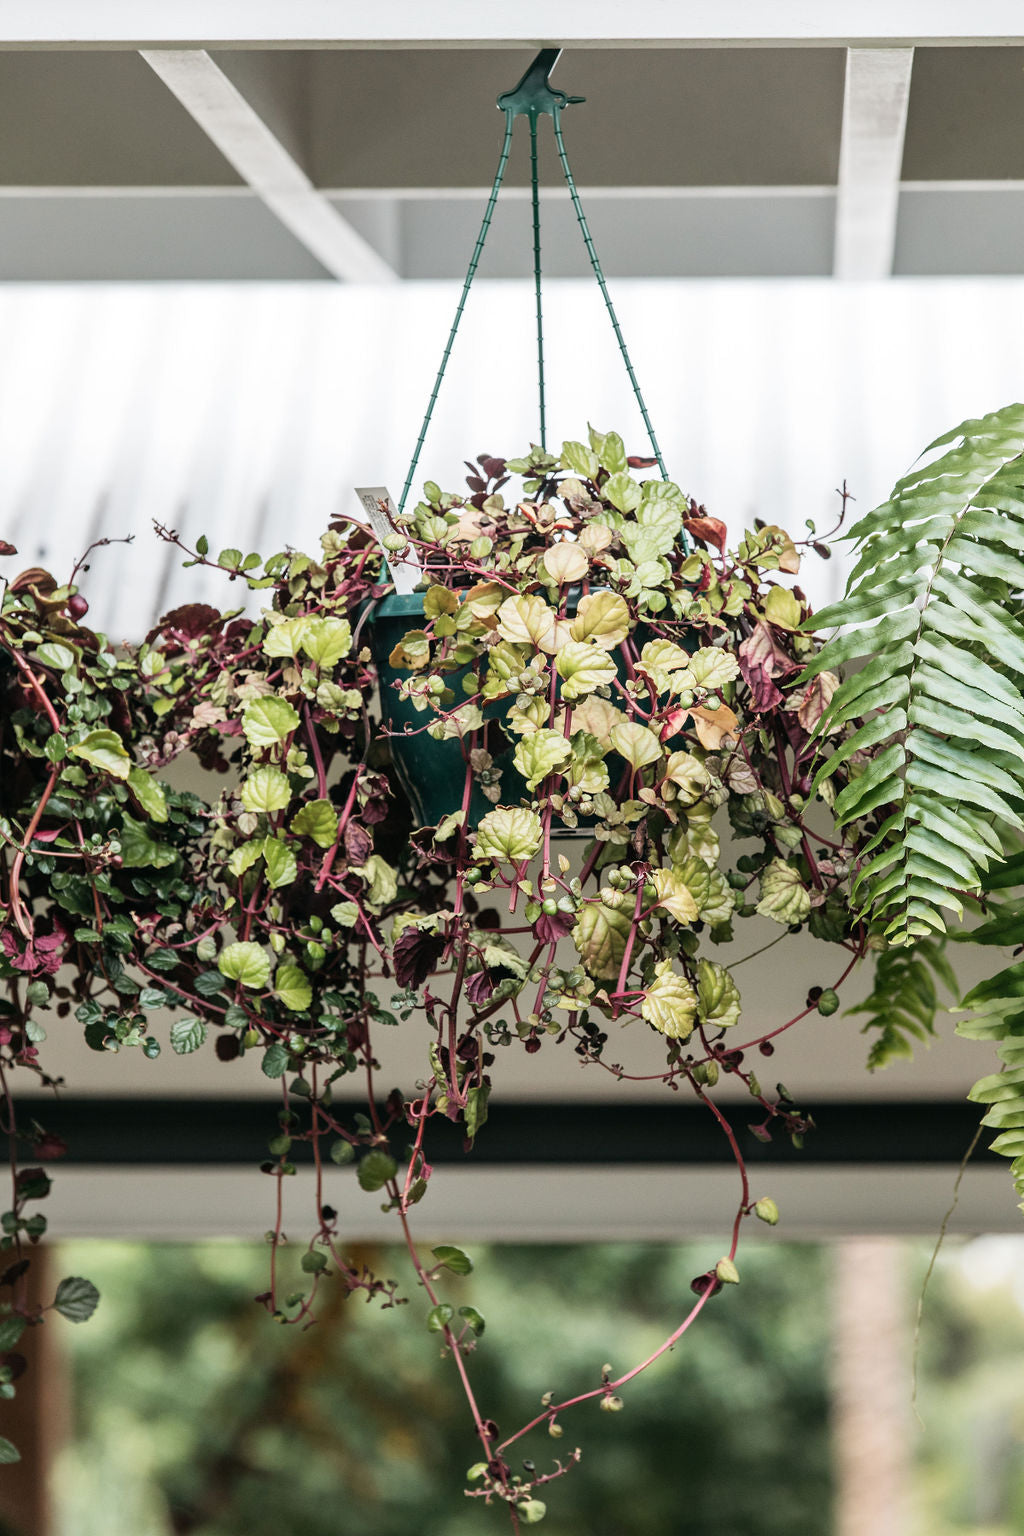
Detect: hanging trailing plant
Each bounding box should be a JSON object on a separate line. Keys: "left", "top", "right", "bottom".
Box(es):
{"left": 5, "top": 408, "right": 1024, "bottom": 1520}
{"left": 0, "top": 422, "right": 895, "bottom": 1522}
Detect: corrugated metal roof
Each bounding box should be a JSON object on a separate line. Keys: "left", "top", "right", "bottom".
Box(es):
{"left": 3, "top": 277, "right": 1023, "bottom": 637}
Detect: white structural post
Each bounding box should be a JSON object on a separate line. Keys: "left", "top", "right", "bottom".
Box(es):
{"left": 834, "top": 48, "right": 914, "bottom": 279}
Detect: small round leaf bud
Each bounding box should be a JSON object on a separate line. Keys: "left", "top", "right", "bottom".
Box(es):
{"left": 716, "top": 1257, "right": 740, "bottom": 1285}
{"left": 754, "top": 1196, "right": 780, "bottom": 1226}
{"left": 599, "top": 1394, "right": 624, "bottom": 1413}
{"left": 816, "top": 987, "right": 840, "bottom": 1016}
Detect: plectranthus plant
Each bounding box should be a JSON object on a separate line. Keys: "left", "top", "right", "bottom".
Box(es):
{"left": 2, "top": 414, "right": 1018, "bottom": 1527}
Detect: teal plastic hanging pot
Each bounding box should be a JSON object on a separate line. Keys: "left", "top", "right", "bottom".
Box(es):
{"left": 367, "top": 590, "right": 640, "bottom": 834}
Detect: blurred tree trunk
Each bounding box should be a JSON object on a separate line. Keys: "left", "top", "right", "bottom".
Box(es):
{"left": 0, "top": 1246, "right": 67, "bottom": 1536}
{"left": 832, "top": 1238, "right": 911, "bottom": 1536}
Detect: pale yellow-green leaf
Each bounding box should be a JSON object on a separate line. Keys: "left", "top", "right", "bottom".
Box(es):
{"left": 572, "top": 899, "right": 633, "bottom": 981}
{"left": 496, "top": 593, "right": 557, "bottom": 653}
{"left": 610, "top": 721, "right": 662, "bottom": 772}
{"left": 662, "top": 751, "right": 711, "bottom": 805}
{"left": 697, "top": 959, "right": 741, "bottom": 1029}
{"left": 603, "top": 471, "right": 642, "bottom": 514}
{"left": 543, "top": 542, "right": 589, "bottom": 586}
{"left": 240, "top": 766, "right": 292, "bottom": 814}
{"left": 242, "top": 696, "right": 300, "bottom": 750}
{"left": 262, "top": 836, "right": 297, "bottom": 889}
{"left": 556, "top": 641, "right": 618, "bottom": 701}
{"left": 763, "top": 586, "right": 802, "bottom": 632}
{"left": 290, "top": 798, "right": 339, "bottom": 849}
{"left": 330, "top": 901, "right": 359, "bottom": 928}
{"left": 641, "top": 960, "right": 698, "bottom": 1040}
{"left": 688, "top": 647, "right": 741, "bottom": 690}
{"left": 639, "top": 639, "right": 695, "bottom": 696}
{"left": 475, "top": 807, "right": 543, "bottom": 864}
{"left": 650, "top": 867, "right": 699, "bottom": 923}
{"left": 218, "top": 941, "right": 271, "bottom": 989}
{"left": 227, "top": 839, "right": 264, "bottom": 878}
{"left": 569, "top": 695, "right": 628, "bottom": 748}
{"left": 569, "top": 590, "right": 631, "bottom": 650}
{"left": 561, "top": 439, "right": 600, "bottom": 480}
{"left": 355, "top": 853, "right": 398, "bottom": 911}
{"left": 263, "top": 615, "right": 310, "bottom": 658}
{"left": 756, "top": 859, "right": 811, "bottom": 925}
{"left": 423, "top": 585, "right": 460, "bottom": 619}
{"left": 513, "top": 729, "right": 572, "bottom": 791}
{"left": 301, "top": 616, "right": 352, "bottom": 668}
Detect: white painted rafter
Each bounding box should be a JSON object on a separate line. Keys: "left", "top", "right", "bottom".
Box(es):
{"left": 834, "top": 48, "right": 914, "bottom": 279}
{"left": 140, "top": 48, "right": 395, "bottom": 283}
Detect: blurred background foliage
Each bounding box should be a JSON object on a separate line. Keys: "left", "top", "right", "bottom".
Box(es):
{"left": 47, "top": 1237, "right": 1024, "bottom": 1536}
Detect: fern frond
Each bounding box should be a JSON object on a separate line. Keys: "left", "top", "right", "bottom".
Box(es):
{"left": 955, "top": 872, "right": 1024, "bottom": 1197}
{"left": 805, "top": 402, "right": 1024, "bottom": 945}
{"left": 847, "top": 938, "right": 957, "bottom": 1071}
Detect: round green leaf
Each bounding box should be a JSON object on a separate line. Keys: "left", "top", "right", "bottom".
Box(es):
{"left": 556, "top": 641, "right": 618, "bottom": 701}
{"left": 69, "top": 729, "right": 131, "bottom": 780}
{"left": 301, "top": 616, "right": 352, "bottom": 668}
{"left": 432, "top": 1244, "right": 473, "bottom": 1276}
{"left": 475, "top": 807, "right": 543, "bottom": 864}
{"left": 218, "top": 942, "right": 271, "bottom": 990}
{"left": 569, "top": 590, "right": 631, "bottom": 650}
{"left": 513, "top": 729, "right": 572, "bottom": 791}
{"left": 126, "top": 765, "right": 168, "bottom": 823}
{"left": 54, "top": 1275, "right": 100, "bottom": 1323}
{"left": 242, "top": 696, "right": 300, "bottom": 751}
{"left": 357, "top": 1149, "right": 398, "bottom": 1192}
{"left": 426, "top": 1302, "right": 454, "bottom": 1333}
{"left": 262, "top": 836, "right": 297, "bottom": 889}
{"left": 696, "top": 959, "right": 741, "bottom": 1030}
{"left": 641, "top": 960, "right": 698, "bottom": 1040}
{"left": 240, "top": 767, "right": 292, "bottom": 814}
{"left": 756, "top": 860, "right": 811, "bottom": 926}
{"left": 609, "top": 721, "right": 662, "bottom": 772}
{"left": 169, "top": 1017, "right": 207, "bottom": 1055}
{"left": 291, "top": 798, "right": 339, "bottom": 849}
{"left": 275, "top": 963, "right": 312, "bottom": 1012}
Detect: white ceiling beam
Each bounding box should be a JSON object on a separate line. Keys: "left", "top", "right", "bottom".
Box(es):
{"left": 3, "top": 1, "right": 1024, "bottom": 47}
{"left": 834, "top": 48, "right": 914, "bottom": 279}
{"left": 140, "top": 48, "right": 396, "bottom": 283}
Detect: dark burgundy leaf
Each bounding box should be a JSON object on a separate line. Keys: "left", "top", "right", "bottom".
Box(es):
{"left": 216, "top": 1033, "right": 241, "bottom": 1062}
{"left": 465, "top": 476, "right": 487, "bottom": 494}
{"left": 0, "top": 540, "right": 17, "bottom": 556}
{"left": 533, "top": 909, "right": 575, "bottom": 943}
{"left": 344, "top": 821, "right": 373, "bottom": 865}
{"left": 393, "top": 928, "right": 445, "bottom": 990}
{"left": 627, "top": 455, "right": 659, "bottom": 468}
{"left": 465, "top": 970, "right": 495, "bottom": 1006}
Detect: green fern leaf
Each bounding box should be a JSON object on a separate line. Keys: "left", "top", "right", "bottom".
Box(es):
{"left": 804, "top": 402, "right": 1024, "bottom": 944}
{"left": 848, "top": 939, "right": 956, "bottom": 1071}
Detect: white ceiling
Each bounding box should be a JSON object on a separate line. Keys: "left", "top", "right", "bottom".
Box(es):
{"left": 1, "top": 6, "right": 1024, "bottom": 279}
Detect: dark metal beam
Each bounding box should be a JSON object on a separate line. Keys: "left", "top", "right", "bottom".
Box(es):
{"left": 14, "top": 1097, "right": 994, "bottom": 1168}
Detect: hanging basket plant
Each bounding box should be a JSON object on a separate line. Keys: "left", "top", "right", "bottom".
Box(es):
{"left": 4, "top": 40, "right": 1024, "bottom": 1531}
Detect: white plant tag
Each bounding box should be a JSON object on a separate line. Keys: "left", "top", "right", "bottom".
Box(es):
{"left": 353, "top": 486, "right": 421, "bottom": 596}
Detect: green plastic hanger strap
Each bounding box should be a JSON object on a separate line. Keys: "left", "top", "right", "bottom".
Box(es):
{"left": 399, "top": 49, "right": 671, "bottom": 513}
